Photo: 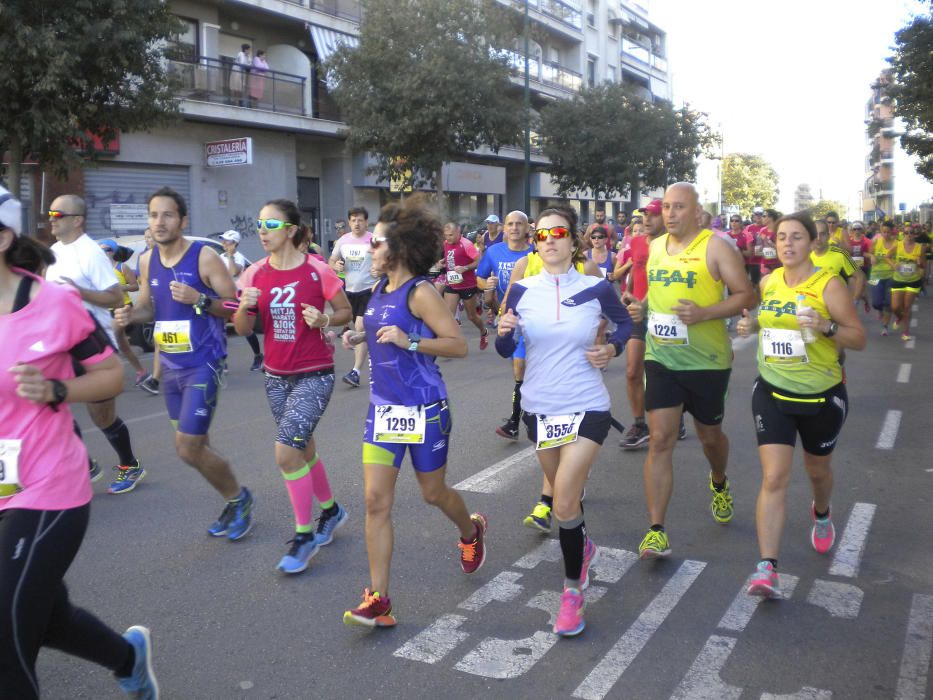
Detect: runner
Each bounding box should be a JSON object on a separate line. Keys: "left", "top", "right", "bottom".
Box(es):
{"left": 342, "top": 197, "right": 487, "bottom": 628}
{"left": 585, "top": 224, "right": 615, "bottom": 278}
{"left": 627, "top": 183, "right": 755, "bottom": 559}
{"left": 741, "top": 207, "right": 766, "bottom": 284}
{"left": 114, "top": 187, "right": 255, "bottom": 538}
{"left": 757, "top": 209, "right": 781, "bottom": 279}
{"left": 329, "top": 207, "right": 376, "bottom": 388}
{"left": 219, "top": 229, "right": 264, "bottom": 371}
{"left": 736, "top": 211, "right": 865, "bottom": 598}
{"left": 441, "top": 221, "right": 489, "bottom": 350}
{"left": 847, "top": 222, "right": 872, "bottom": 313}
{"left": 889, "top": 225, "right": 925, "bottom": 342}
{"left": 496, "top": 206, "right": 632, "bottom": 636}
{"left": 45, "top": 195, "right": 145, "bottom": 495}
{"left": 811, "top": 219, "right": 864, "bottom": 301}
{"left": 475, "top": 211, "right": 534, "bottom": 440}
{"left": 0, "top": 188, "right": 158, "bottom": 698}
{"left": 824, "top": 211, "right": 850, "bottom": 252}
{"left": 98, "top": 237, "right": 156, "bottom": 392}
{"left": 868, "top": 220, "right": 898, "bottom": 334}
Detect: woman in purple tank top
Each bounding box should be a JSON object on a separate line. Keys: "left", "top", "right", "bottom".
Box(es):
{"left": 341, "top": 197, "right": 489, "bottom": 629}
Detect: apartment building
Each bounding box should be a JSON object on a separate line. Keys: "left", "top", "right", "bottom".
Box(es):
{"left": 24, "top": 0, "right": 671, "bottom": 257}
{"left": 862, "top": 70, "right": 897, "bottom": 221}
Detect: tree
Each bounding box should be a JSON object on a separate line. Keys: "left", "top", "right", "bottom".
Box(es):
{"left": 721, "top": 153, "right": 779, "bottom": 216}
{"left": 808, "top": 200, "right": 848, "bottom": 221}
{"left": 0, "top": 0, "right": 181, "bottom": 198}
{"left": 538, "top": 83, "right": 717, "bottom": 200}
{"left": 327, "top": 0, "right": 523, "bottom": 193}
{"left": 886, "top": 4, "right": 933, "bottom": 181}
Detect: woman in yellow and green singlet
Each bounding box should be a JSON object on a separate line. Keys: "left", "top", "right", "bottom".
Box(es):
{"left": 888, "top": 226, "right": 925, "bottom": 342}
{"left": 736, "top": 211, "right": 865, "bottom": 599}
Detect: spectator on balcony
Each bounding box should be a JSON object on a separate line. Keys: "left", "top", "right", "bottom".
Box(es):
{"left": 230, "top": 43, "right": 251, "bottom": 107}
{"left": 248, "top": 50, "right": 270, "bottom": 108}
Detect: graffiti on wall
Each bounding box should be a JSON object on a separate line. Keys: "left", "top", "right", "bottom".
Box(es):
{"left": 228, "top": 214, "right": 256, "bottom": 239}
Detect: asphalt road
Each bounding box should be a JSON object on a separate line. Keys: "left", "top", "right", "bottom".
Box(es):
{"left": 38, "top": 299, "right": 933, "bottom": 700}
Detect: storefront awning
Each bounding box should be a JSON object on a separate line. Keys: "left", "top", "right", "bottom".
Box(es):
{"left": 308, "top": 25, "right": 359, "bottom": 64}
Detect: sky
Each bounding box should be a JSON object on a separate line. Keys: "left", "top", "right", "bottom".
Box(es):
{"left": 650, "top": 0, "right": 932, "bottom": 218}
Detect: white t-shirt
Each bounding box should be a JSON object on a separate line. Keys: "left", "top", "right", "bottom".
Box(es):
{"left": 46, "top": 233, "right": 119, "bottom": 343}
{"left": 331, "top": 231, "right": 376, "bottom": 293}
{"left": 223, "top": 250, "right": 249, "bottom": 280}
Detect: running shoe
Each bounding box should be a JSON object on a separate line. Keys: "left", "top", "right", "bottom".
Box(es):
{"left": 344, "top": 588, "right": 397, "bottom": 628}
{"left": 277, "top": 532, "right": 320, "bottom": 574}
{"left": 678, "top": 419, "right": 687, "bottom": 440}
{"left": 342, "top": 369, "right": 361, "bottom": 388}
{"left": 554, "top": 587, "right": 585, "bottom": 636}
{"left": 892, "top": 319, "right": 900, "bottom": 330}
{"left": 117, "top": 626, "right": 159, "bottom": 699}
{"left": 208, "top": 488, "right": 254, "bottom": 540}
{"left": 479, "top": 330, "right": 489, "bottom": 350}
{"left": 459, "top": 513, "right": 488, "bottom": 574}
{"left": 580, "top": 538, "right": 598, "bottom": 590}
{"left": 523, "top": 501, "right": 552, "bottom": 532}
{"left": 314, "top": 503, "right": 348, "bottom": 546}
{"left": 901, "top": 334, "right": 913, "bottom": 342}
{"left": 709, "top": 473, "right": 735, "bottom": 524}
{"left": 89, "top": 459, "right": 103, "bottom": 483}
{"left": 250, "top": 353, "right": 264, "bottom": 372}
{"left": 881, "top": 327, "right": 888, "bottom": 337}
{"left": 810, "top": 503, "right": 835, "bottom": 554}
{"left": 140, "top": 377, "right": 160, "bottom": 395}
{"left": 638, "top": 528, "right": 671, "bottom": 559}
{"left": 496, "top": 419, "right": 519, "bottom": 441}
{"left": 620, "top": 423, "right": 650, "bottom": 450}
{"left": 108, "top": 461, "right": 146, "bottom": 495}
{"left": 134, "top": 371, "right": 151, "bottom": 388}
{"left": 746, "top": 561, "right": 780, "bottom": 598}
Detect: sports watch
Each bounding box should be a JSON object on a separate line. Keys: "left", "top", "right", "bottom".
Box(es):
{"left": 407, "top": 331, "right": 421, "bottom": 352}
{"left": 48, "top": 379, "right": 68, "bottom": 411}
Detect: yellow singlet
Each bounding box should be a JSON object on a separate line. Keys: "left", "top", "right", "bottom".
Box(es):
{"left": 870, "top": 237, "right": 896, "bottom": 280}
{"left": 523, "top": 252, "right": 585, "bottom": 278}
{"left": 757, "top": 268, "right": 841, "bottom": 394}
{"left": 645, "top": 229, "right": 730, "bottom": 370}
{"left": 810, "top": 245, "right": 856, "bottom": 280}
{"left": 892, "top": 240, "right": 923, "bottom": 283}
{"left": 113, "top": 264, "right": 132, "bottom": 307}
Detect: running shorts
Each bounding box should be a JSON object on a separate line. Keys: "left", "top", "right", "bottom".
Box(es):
{"left": 162, "top": 361, "right": 223, "bottom": 435}
{"left": 645, "top": 360, "right": 731, "bottom": 426}
{"left": 346, "top": 289, "right": 373, "bottom": 320}
{"left": 363, "top": 400, "right": 451, "bottom": 472}
{"left": 521, "top": 410, "right": 612, "bottom": 446}
{"left": 870, "top": 278, "right": 892, "bottom": 311}
{"left": 751, "top": 377, "right": 848, "bottom": 456}
{"left": 264, "top": 370, "right": 335, "bottom": 451}
{"left": 630, "top": 317, "right": 647, "bottom": 343}
{"left": 891, "top": 279, "right": 922, "bottom": 292}
{"left": 444, "top": 285, "right": 480, "bottom": 301}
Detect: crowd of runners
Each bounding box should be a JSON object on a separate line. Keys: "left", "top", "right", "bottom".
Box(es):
{"left": 1, "top": 179, "right": 928, "bottom": 697}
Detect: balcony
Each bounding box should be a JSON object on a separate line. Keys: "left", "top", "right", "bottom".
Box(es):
{"left": 275, "top": 0, "right": 361, "bottom": 22}
{"left": 537, "top": 0, "right": 583, "bottom": 31}
{"left": 501, "top": 49, "right": 582, "bottom": 94}
{"left": 621, "top": 38, "right": 650, "bottom": 66}
{"left": 168, "top": 56, "right": 306, "bottom": 116}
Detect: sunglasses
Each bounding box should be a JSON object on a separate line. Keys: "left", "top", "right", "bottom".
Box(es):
{"left": 534, "top": 226, "right": 573, "bottom": 242}
{"left": 590, "top": 234, "right": 607, "bottom": 240}
{"left": 256, "top": 218, "right": 290, "bottom": 230}
{"left": 48, "top": 210, "right": 81, "bottom": 219}
{"left": 99, "top": 247, "right": 114, "bottom": 253}
{"left": 370, "top": 235, "right": 387, "bottom": 249}
{"left": 825, "top": 220, "right": 838, "bottom": 225}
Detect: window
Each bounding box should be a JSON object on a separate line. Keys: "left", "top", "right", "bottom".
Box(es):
{"left": 607, "top": 64, "right": 617, "bottom": 83}
{"left": 549, "top": 46, "right": 560, "bottom": 64}
{"left": 586, "top": 0, "right": 596, "bottom": 27}
{"left": 587, "top": 57, "right": 596, "bottom": 88}
{"left": 167, "top": 16, "right": 198, "bottom": 63}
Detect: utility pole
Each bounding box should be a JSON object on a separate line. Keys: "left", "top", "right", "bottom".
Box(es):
{"left": 523, "top": 0, "right": 531, "bottom": 217}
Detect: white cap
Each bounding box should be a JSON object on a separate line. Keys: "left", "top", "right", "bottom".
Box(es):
{"left": 752, "top": 206, "right": 764, "bottom": 215}
{"left": 484, "top": 214, "right": 500, "bottom": 224}
{"left": 220, "top": 230, "right": 241, "bottom": 243}
{"left": 0, "top": 185, "right": 23, "bottom": 236}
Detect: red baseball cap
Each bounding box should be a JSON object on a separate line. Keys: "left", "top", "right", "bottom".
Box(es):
{"left": 641, "top": 199, "right": 663, "bottom": 216}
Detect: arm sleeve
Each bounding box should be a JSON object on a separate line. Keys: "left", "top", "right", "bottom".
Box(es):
{"left": 596, "top": 281, "right": 632, "bottom": 352}
{"left": 494, "top": 283, "right": 526, "bottom": 357}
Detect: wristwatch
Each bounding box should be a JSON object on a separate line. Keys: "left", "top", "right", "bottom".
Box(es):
{"left": 824, "top": 321, "right": 839, "bottom": 338}
{"left": 48, "top": 379, "right": 68, "bottom": 410}
{"left": 194, "top": 293, "right": 210, "bottom": 315}
{"left": 407, "top": 331, "right": 421, "bottom": 352}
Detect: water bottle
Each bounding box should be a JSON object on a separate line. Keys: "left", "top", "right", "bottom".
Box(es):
{"left": 796, "top": 294, "right": 816, "bottom": 343}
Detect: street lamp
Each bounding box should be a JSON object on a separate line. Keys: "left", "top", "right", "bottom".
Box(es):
{"left": 523, "top": 0, "right": 531, "bottom": 216}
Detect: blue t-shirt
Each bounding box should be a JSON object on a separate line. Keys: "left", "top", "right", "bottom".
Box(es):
{"left": 476, "top": 243, "right": 533, "bottom": 301}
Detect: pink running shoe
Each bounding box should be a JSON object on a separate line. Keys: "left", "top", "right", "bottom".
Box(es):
{"left": 746, "top": 561, "right": 780, "bottom": 598}
{"left": 810, "top": 503, "right": 835, "bottom": 554}
{"left": 554, "top": 587, "right": 585, "bottom": 636}
{"left": 580, "top": 538, "right": 599, "bottom": 591}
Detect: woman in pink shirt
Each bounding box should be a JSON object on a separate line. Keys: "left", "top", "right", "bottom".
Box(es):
{"left": 0, "top": 188, "right": 158, "bottom": 698}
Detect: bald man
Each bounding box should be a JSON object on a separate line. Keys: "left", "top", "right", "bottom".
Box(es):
{"left": 626, "top": 183, "right": 754, "bottom": 559}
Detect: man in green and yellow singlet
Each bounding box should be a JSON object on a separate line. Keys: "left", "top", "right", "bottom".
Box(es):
{"left": 627, "top": 183, "right": 755, "bottom": 559}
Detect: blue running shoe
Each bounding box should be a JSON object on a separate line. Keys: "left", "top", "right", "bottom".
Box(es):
{"left": 207, "top": 488, "right": 254, "bottom": 540}
{"left": 315, "top": 503, "right": 348, "bottom": 546}
{"left": 117, "top": 626, "right": 159, "bottom": 699}
{"left": 342, "top": 369, "right": 361, "bottom": 388}
{"left": 277, "top": 532, "right": 320, "bottom": 574}
{"left": 109, "top": 462, "right": 146, "bottom": 495}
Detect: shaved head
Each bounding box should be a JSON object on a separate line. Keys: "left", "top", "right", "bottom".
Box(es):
{"left": 662, "top": 182, "right": 702, "bottom": 240}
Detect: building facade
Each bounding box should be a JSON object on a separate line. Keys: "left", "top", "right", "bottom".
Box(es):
{"left": 17, "top": 0, "right": 671, "bottom": 258}
{"left": 862, "top": 70, "right": 897, "bottom": 222}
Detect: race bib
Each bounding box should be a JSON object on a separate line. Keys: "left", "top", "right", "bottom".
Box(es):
{"left": 648, "top": 312, "right": 689, "bottom": 346}
{"left": 761, "top": 328, "right": 808, "bottom": 364}
{"left": 154, "top": 320, "right": 193, "bottom": 354}
{"left": 446, "top": 271, "right": 463, "bottom": 285}
{"left": 0, "top": 439, "right": 23, "bottom": 498}
{"left": 374, "top": 405, "right": 426, "bottom": 444}
{"left": 867, "top": 278, "right": 879, "bottom": 286}
{"left": 897, "top": 262, "right": 917, "bottom": 276}
{"left": 762, "top": 247, "right": 777, "bottom": 259}
{"left": 852, "top": 256, "right": 864, "bottom": 268}
{"left": 536, "top": 413, "right": 583, "bottom": 450}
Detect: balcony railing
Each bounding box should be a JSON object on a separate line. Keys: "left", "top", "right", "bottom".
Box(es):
{"left": 501, "top": 49, "right": 582, "bottom": 92}
{"left": 537, "top": 0, "right": 583, "bottom": 30}
{"left": 168, "top": 56, "right": 306, "bottom": 116}
{"left": 621, "top": 38, "right": 650, "bottom": 66}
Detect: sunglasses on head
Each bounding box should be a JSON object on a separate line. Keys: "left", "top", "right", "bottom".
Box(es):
{"left": 370, "top": 235, "right": 387, "bottom": 249}
{"left": 256, "top": 218, "right": 290, "bottom": 231}
{"left": 48, "top": 210, "right": 81, "bottom": 219}
{"left": 534, "top": 226, "right": 573, "bottom": 242}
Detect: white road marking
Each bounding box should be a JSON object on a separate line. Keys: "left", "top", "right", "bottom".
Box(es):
{"left": 906, "top": 337, "right": 916, "bottom": 349}
{"left": 591, "top": 547, "right": 639, "bottom": 584}
{"left": 526, "top": 585, "right": 608, "bottom": 627}
{"left": 895, "top": 594, "right": 933, "bottom": 700}
{"left": 453, "top": 446, "right": 537, "bottom": 493}
{"left": 717, "top": 574, "right": 799, "bottom": 632}
{"left": 572, "top": 559, "right": 706, "bottom": 700}
{"left": 393, "top": 614, "right": 469, "bottom": 664}
{"left": 912, "top": 303, "right": 918, "bottom": 312}
{"left": 761, "top": 687, "right": 832, "bottom": 699}
{"left": 875, "top": 411, "right": 902, "bottom": 450}
{"left": 453, "top": 631, "right": 557, "bottom": 679}
{"left": 671, "top": 635, "right": 742, "bottom": 700}
{"left": 829, "top": 502, "right": 876, "bottom": 578}
{"left": 806, "top": 580, "right": 863, "bottom": 618}
{"left": 897, "top": 363, "right": 912, "bottom": 383}
{"left": 513, "top": 538, "right": 562, "bottom": 570}
{"left": 910, "top": 317, "right": 918, "bottom": 328}
{"left": 457, "top": 571, "right": 524, "bottom": 612}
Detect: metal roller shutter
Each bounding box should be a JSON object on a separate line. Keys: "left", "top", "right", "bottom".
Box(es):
{"left": 83, "top": 164, "right": 191, "bottom": 239}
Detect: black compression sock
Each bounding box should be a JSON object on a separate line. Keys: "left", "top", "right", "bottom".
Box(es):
{"left": 650, "top": 524, "right": 665, "bottom": 532}
{"left": 102, "top": 419, "right": 136, "bottom": 466}
{"left": 764, "top": 558, "right": 778, "bottom": 569}
{"left": 510, "top": 381, "right": 523, "bottom": 423}
{"left": 115, "top": 642, "right": 136, "bottom": 678}
{"left": 541, "top": 494, "right": 554, "bottom": 508}
{"left": 558, "top": 519, "right": 586, "bottom": 581}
